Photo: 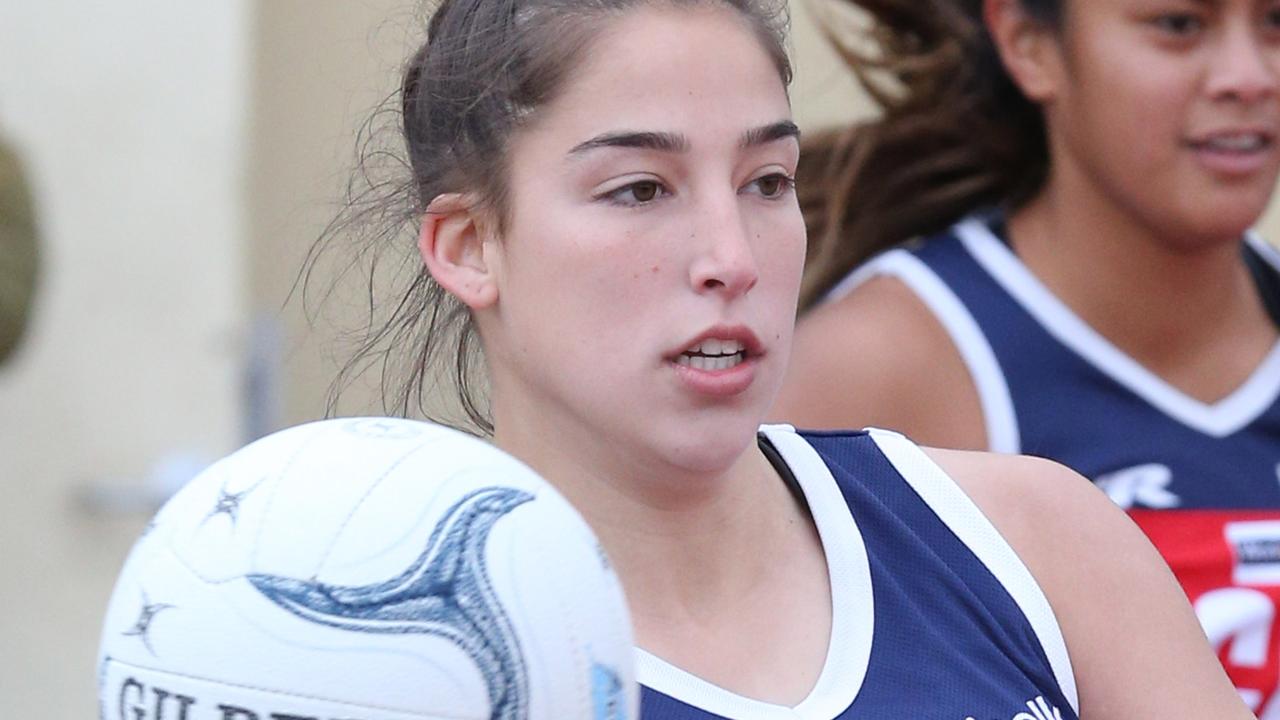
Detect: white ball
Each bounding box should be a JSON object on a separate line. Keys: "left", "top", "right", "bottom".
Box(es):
{"left": 98, "top": 418, "right": 637, "bottom": 720}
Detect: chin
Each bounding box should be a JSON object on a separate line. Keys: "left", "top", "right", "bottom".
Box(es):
{"left": 1167, "top": 207, "right": 1268, "bottom": 250}
{"left": 1146, "top": 188, "right": 1270, "bottom": 250}
{"left": 1201, "top": 185, "right": 1274, "bottom": 232}
{"left": 658, "top": 415, "right": 763, "bottom": 475}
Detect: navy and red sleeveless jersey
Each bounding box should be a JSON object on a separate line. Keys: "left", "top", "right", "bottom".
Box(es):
{"left": 830, "top": 214, "right": 1280, "bottom": 715}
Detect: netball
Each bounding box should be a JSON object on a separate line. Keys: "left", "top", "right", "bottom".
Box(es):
{"left": 97, "top": 417, "right": 636, "bottom": 720}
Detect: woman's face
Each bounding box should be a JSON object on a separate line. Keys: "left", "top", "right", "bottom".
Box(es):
{"left": 479, "top": 4, "right": 803, "bottom": 477}
{"left": 1037, "top": 0, "right": 1280, "bottom": 243}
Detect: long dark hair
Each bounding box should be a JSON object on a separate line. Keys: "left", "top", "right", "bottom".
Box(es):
{"left": 302, "top": 0, "right": 792, "bottom": 434}
{"left": 797, "top": 0, "right": 1061, "bottom": 310}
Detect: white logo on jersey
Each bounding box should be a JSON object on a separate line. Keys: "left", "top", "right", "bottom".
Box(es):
{"left": 1226, "top": 521, "right": 1280, "bottom": 585}
{"left": 1094, "top": 463, "right": 1180, "bottom": 510}
{"left": 964, "top": 695, "right": 1064, "bottom": 720}
{"left": 1196, "top": 587, "right": 1275, "bottom": 713}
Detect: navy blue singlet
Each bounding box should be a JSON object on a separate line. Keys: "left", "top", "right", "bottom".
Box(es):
{"left": 638, "top": 425, "right": 1078, "bottom": 720}
{"left": 828, "top": 215, "right": 1280, "bottom": 716}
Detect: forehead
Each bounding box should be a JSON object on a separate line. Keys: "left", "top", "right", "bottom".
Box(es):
{"left": 519, "top": 3, "right": 792, "bottom": 151}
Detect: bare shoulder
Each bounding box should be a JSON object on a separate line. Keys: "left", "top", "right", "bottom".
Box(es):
{"left": 923, "top": 448, "right": 1140, "bottom": 602}
{"left": 922, "top": 449, "right": 1120, "bottom": 552}
{"left": 923, "top": 448, "right": 1251, "bottom": 718}
{"left": 773, "top": 275, "right": 986, "bottom": 449}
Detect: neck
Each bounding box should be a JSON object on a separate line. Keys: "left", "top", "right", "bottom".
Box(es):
{"left": 491, "top": 400, "right": 810, "bottom": 636}
{"left": 1007, "top": 166, "right": 1276, "bottom": 401}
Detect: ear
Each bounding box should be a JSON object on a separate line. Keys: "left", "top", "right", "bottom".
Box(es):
{"left": 418, "top": 193, "right": 499, "bottom": 310}
{"left": 984, "top": 0, "right": 1063, "bottom": 103}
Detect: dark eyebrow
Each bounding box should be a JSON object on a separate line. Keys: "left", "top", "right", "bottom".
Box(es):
{"left": 740, "top": 121, "right": 800, "bottom": 149}
{"left": 567, "top": 121, "right": 799, "bottom": 157}
{"left": 569, "top": 131, "right": 690, "bottom": 156}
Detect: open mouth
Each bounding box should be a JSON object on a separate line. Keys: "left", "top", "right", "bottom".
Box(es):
{"left": 675, "top": 338, "right": 747, "bottom": 371}
{"left": 1188, "top": 132, "right": 1273, "bottom": 153}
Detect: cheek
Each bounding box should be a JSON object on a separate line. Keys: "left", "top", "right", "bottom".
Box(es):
{"left": 1066, "top": 40, "right": 1191, "bottom": 141}
{"left": 506, "top": 203, "right": 616, "bottom": 284}
{"left": 507, "top": 227, "right": 669, "bottom": 343}
{"left": 755, "top": 210, "right": 807, "bottom": 291}
{"left": 1109, "top": 73, "right": 1185, "bottom": 131}
{"left": 1055, "top": 69, "right": 1186, "bottom": 186}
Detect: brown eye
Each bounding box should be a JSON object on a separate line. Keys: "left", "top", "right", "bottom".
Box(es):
{"left": 601, "top": 179, "right": 668, "bottom": 206}
{"left": 1152, "top": 13, "right": 1202, "bottom": 36}
{"left": 631, "top": 181, "right": 659, "bottom": 202}
{"left": 747, "top": 173, "right": 794, "bottom": 199}
{"left": 757, "top": 175, "right": 783, "bottom": 197}
{"left": 1267, "top": 7, "right": 1280, "bottom": 30}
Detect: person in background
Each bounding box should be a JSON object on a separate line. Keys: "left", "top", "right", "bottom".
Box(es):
{"left": 304, "top": 0, "right": 1251, "bottom": 716}
{"left": 776, "top": 0, "right": 1280, "bottom": 713}
{"left": 0, "top": 130, "right": 39, "bottom": 366}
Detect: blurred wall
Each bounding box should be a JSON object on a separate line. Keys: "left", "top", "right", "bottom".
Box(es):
{"left": 247, "top": 0, "right": 421, "bottom": 428}
{"left": 0, "top": 1, "right": 250, "bottom": 716}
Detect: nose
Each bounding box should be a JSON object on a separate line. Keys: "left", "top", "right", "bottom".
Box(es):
{"left": 1206, "top": 20, "right": 1280, "bottom": 104}
{"left": 688, "top": 195, "right": 759, "bottom": 298}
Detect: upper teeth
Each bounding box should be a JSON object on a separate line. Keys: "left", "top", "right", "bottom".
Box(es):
{"left": 1206, "top": 134, "right": 1265, "bottom": 151}
{"left": 686, "top": 338, "right": 744, "bottom": 357}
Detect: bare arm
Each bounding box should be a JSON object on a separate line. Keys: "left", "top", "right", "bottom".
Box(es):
{"left": 773, "top": 275, "right": 988, "bottom": 450}
{"left": 933, "top": 449, "right": 1252, "bottom": 719}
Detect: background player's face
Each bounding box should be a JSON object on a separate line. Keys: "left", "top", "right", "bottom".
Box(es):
{"left": 479, "top": 4, "right": 803, "bottom": 477}
{"left": 1035, "top": 0, "right": 1280, "bottom": 243}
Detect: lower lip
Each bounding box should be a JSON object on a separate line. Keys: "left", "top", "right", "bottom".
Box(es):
{"left": 1189, "top": 143, "right": 1274, "bottom": 177}
{"left": 670, "top": 356, "right": 758, "bottom": 397}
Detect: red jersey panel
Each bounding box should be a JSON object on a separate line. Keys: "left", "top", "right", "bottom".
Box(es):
{"left": 1131, "top": 510, "right": 1280, "bottom": 716}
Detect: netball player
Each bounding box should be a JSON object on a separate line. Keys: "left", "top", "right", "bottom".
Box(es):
{"left": 776, "top": 0, "right": 1280, "bottom": 713}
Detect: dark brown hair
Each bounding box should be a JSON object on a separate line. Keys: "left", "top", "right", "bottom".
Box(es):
{"left": 797, "top": 0, "right": 1061, "bottom": 310}
{"left": 304, "top": 0, "right": 792, "bottom": 434}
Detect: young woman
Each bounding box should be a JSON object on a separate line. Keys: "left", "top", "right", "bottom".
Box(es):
{"left": 320, "top": 0, "right": 1250, "bottom": 716}
{"left": 776, "top": 0, "right": 1280, "bottom": 714}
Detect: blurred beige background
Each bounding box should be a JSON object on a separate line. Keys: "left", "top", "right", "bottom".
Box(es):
{"left": 0, "top": 1, "right": 869, "bottom": 715}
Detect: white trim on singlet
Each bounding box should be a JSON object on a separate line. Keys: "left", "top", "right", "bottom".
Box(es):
{"left": 824, "top": 249, "right": 1022, "bottom": 454}
{"left": 634, "top": 424, "right": 873, "bottom": 720}
{"left": 1247, "top": 231, "right": 1280, "bottom": 271}
{"left": 954, "top": 218, "right": 1280, "bottom": 438}
{"left": 867, "top": 428, "right": 1080, "bottom": 715}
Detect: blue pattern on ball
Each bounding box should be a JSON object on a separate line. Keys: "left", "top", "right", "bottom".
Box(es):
{"left": 248, "top": 486, "right": 534, "bottom": 720}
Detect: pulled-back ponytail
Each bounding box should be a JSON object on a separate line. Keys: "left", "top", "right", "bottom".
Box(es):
{"left": 798, "top": 0, "right": 1060, "bottom": 310}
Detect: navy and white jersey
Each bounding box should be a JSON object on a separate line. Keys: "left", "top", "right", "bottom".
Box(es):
{"left": 638, "top": 425, "right": 1078, "bottom": 720}
{"left": 830, "top": 215, "right": 1280, "bottom": 715}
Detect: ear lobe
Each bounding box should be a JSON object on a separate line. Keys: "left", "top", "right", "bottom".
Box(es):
{"left": 418, "top": 193, "right": 499, "bottom": 310}
{"left": 984, "top": 0, "right": 1061, "bottom": 103}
